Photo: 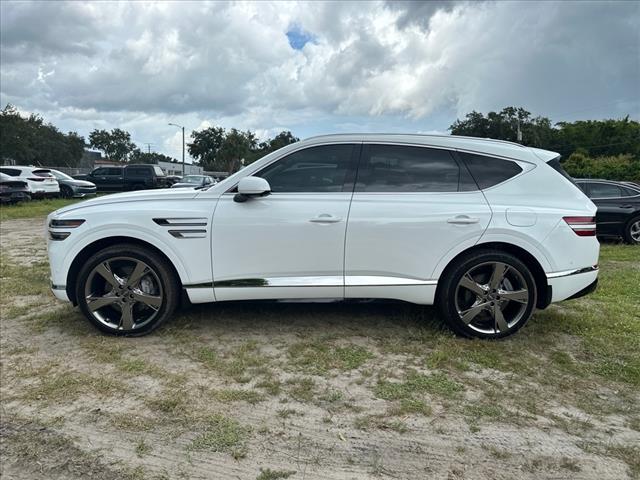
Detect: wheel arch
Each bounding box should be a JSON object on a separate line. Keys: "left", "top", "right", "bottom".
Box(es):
{"left": 435, "top": 241, "right": 551, "bottom": 309}
{"left": 66, "top": 236, "right": 183, "bottom": 305}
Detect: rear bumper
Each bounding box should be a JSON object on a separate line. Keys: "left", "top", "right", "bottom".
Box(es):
{"left": 546, "top": 266, "right": 599, "bottom": 302}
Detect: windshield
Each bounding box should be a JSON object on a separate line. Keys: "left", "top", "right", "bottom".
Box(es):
{"left": 153, "top": 166, "right": 166, "bottom": 177}
{"left": 50, "top": 170, "right": 73, "bottom": 181}
{"left": 182, "top": 175, "right": 203, "bottom": 183}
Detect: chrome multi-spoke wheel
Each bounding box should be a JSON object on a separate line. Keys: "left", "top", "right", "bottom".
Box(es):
{"left": 454, "top": 261, "right": 530, "bottom": 334}
{"left": 627, "top": 218, "right": 640, "bottom": 244}
{"left": 84, "top": 257, "right": 163, "bottom": 331}
{"left": 438, "top": 251, "right": 537, "bottom": 338}
{"left": 77, "top": 244, "right": 179, "bottom": 335}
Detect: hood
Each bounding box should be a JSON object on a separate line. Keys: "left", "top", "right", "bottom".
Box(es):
{"left": 171, "top": 183, "right": 199, "bottom": 188}
{"left": 69, "top": 179, "right": 95, "bottom": 187}
{"left": 53, "top": 188, "right": 200, "bottom": 216}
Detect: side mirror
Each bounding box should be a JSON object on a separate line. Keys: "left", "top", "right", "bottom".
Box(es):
{"left": 234, "top": 176, "right": 271, "bottom": 203}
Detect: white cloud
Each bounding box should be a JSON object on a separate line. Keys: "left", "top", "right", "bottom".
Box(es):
{"left": 1, "top": 0, "right": 638, "bottom": 161}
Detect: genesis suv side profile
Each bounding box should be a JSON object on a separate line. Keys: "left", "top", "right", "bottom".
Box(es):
{"left": 47, "top": 134, "right": 599, "bottom": 339}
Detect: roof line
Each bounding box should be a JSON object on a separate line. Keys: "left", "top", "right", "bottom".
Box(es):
{"left": 303, "top": 133, "right": 526, "bottom": 148}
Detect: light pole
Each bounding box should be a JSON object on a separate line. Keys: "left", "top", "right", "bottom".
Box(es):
{"left": 168, "top": 123, "right": 185, "bottom": 176}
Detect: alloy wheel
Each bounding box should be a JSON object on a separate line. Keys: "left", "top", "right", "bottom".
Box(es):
{"left": 454, "top": 261, "right": 530, "bottom": 335}
{"left": 630, "top": 219, "right": 640, "bottom": 243}
{"left": 84, "top": 256, "right": 163, "bottom": 331}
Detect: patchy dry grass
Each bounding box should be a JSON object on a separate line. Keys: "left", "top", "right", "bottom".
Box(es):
{"left": 1, "top": 216, "right": 639, "bottom": 479}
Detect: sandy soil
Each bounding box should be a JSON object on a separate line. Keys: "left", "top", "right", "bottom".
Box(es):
{"left": 1, "top": 217, "right": 638, "bottom": 480}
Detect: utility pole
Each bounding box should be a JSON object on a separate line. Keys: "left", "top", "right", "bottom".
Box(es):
{"left": 168, "top": 123, "right": 186, "bottom": 175}
{"left": 143, "top": 143, "right": 153, "bottom": 154}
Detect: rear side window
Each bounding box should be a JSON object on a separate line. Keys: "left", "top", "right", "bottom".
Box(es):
{"left": 458, "top": 152, "right": 523, "bottom": 190}
{"left": 589, "top": 183, "right": 623, "bottom": 198}
{"left": 127, "top": 167, "right": 147, "bottom": 176}
{"left": 105, "top": 168, "right": 122, "bottom": 176}
{"left": 153, "top": 166, "right": 165, "bottom": 176}
{"left": 257, "top": 144, "right": 357, "bottom": 193}
{"left": 356, "top": 145, "right": 462, "bottom": 192}
{"left": 32, "top": 169, "right": 53, "bottom": 177}
{"left": 621, "top": 186, "right": 640, "bottom": 197}
{"left": 0, "top": 168, "right": 21, "bottom": 176}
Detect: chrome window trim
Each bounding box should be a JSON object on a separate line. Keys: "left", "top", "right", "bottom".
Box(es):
{"left": 546, "top": 266, "right": 598, "bottom": 279}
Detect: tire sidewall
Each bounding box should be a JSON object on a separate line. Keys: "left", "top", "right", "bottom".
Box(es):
{"left": 438, "top": 251, "right": 537, "bottom": 339}
{"left": 76, "top": 244, "right": 179, "bottom": 336}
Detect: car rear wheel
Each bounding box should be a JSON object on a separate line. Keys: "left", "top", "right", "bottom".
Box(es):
{"left": 623, "top": 216, "right": 640, "bottom": 244}
{"left": 76, "top": 244, "right": 179, "bottom": 336}
{"left": 437, "top": 251, "right": 537, "bottom": 339}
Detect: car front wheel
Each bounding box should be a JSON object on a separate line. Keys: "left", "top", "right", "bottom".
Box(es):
{"left": 437, "top": 251, "right": 537, "bottom": 339}
{"left": 76, "top": 244, "right": 180, "bottom": 335}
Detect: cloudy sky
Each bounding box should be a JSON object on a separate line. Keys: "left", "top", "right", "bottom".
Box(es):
{"left": 1, "top": 0, "right": 639, "bottom": 161}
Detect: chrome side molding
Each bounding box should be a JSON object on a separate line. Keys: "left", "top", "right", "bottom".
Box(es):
{"left": 546, "top": 265, "right": 599, "bottom": 279}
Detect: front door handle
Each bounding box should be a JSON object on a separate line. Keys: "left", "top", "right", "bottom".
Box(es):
{"left": 447, "top": 215, "right": 479, "bottom": 225}
{"left": 309, "top": 214, "right": 342, "bottom": 224}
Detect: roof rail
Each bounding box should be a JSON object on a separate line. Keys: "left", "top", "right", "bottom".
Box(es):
{"left": 303, "top": 132, "right": 525, "bottom": 148}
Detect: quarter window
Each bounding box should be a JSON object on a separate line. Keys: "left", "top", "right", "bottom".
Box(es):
{"left": 356, "top": 145, "right": 463, "bottom": 192}
{"left": 0, "top": 168, "right": 21, "bottom": 176}
{"left": 458, "top": 152, "right": 523, "bottom": 190}
{"left": 257, "top": 144, "right": 357, "bottom": 193}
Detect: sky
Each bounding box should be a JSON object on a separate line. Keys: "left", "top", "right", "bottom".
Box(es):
{"left": 1, "top": 0, "right": 639, "bottom": 162}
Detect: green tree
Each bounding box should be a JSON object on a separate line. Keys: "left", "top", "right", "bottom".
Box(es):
{"left": 129, "top": 149, "right": 177, "bottom": 164}
{"left": 0, "top": 104, "right": 86, "bottom": 167}
{"left": 89, "top": 128, "right": 136, "bottom": 162}
{"left": 187, "top": 126, "right": 225, "bottom": 169}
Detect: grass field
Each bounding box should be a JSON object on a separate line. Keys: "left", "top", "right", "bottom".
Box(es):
{"left": 0, "top": 197, "right": 88, "bottom": 221}
{"left": 1, "top": 209, "right": 639, "bottom": 479}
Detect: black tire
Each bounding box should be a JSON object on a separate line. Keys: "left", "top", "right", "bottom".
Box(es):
{"left": 76, "top": 243, "right": 180, "bottom": 336}
{"left": 60, "top": 185, "right": 74, "bottom": 198}
{"left": 437, "top": 250, "right": 537, "bottom": 339}
{"left": 623, "top": 216, "right": 640, "bottom": 245}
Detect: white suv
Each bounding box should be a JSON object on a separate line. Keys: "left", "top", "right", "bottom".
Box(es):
{"left": 46, "top": 134, "right": 599, "bottom": 338}
{"left": 0, "top": 166, "right": 60, "bottom": 198}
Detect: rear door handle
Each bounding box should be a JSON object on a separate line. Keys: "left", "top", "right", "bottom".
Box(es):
{"left": 447, "top": 215, "right": 479, "bottom": 225}
{"left": 309, "top": 214, "right": 342, "bottom": 224}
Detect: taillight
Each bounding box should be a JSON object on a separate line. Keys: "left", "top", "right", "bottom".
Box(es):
{"left": 28, "top": 177, "right": 45, "bottom": 182}
{"left": 563, "top": 216, "right": 596, "bottom": 237}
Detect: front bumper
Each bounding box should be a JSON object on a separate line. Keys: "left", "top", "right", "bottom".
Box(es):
{"left": 72, "top": 186, "right": 97, "bottom": 197}
{"left": 51, "top": 283, "right": 70, "bottom": 302}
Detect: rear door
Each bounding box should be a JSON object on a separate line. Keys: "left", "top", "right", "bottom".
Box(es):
{"left": 587, "top": 181, "right": 640, "bottom": 235}
{"left": 344, "top": 143, "right": 492, "bottom": 303}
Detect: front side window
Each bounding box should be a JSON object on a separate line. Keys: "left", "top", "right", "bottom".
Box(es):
{"left": 459, "top": 152, "right": 523, "bottom": 190}
{"left": 92, "top": 168, "right": 106, "bottom": 175}
{"left": 257, "top": 144, "right": 356, "bottom": 193}
{"left": 356, "top": 145, "right": 461, "bottom": 192}
{"left": 589, "top": 183, "right": 622, "bottom": 198}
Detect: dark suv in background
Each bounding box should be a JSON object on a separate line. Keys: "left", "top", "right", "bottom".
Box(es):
{"left": 575, "top": 179, "right": 640, "bottom": 244}
{"left": 76, "top": 164, "right": 167, "bottom": 192}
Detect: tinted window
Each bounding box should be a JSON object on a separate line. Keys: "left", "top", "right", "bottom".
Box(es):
{"left": 91, "top": 168, "right": 106, "bottom": 175}
{"left": 0, "top": 168, "right": 21, "bottom": 177}
{"left": 459, "top": 152, "right": 523, "bottom": 190}
{"left": 621, "top": 186, "right": 640, "bottom": 197}
{"left": 576, "top": 182, "right": 588, "bottom": 194}
{"left": 106, "top": 168, "right": 122, "bottom": 175}
{"left": 589, "top": 183, "right": 622, "bottom": 198}
{"left": 127, "top": 167, "right": 147, "bottom": 176}
{"left": 258, "top": 144, "right": 356, "bottom": 193}
{"left": 32, "top": 169, "right": 53, "bottom": 178}
{"left": 356, "top": 145, "right": 461, "bottom": 192}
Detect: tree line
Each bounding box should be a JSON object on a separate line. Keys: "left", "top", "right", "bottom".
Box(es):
{"left": 1, "top": 103, "right": 637, "bottom": 180}
{"left": 449, "top": 106, "right": 639, "bottom": 181}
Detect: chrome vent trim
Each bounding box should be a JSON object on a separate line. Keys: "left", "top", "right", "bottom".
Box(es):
{"left": 168, "top": 229, "right": 207, "bottom": 239}
{"left": 153, "top": 218, "right": 208, "bottom": 227}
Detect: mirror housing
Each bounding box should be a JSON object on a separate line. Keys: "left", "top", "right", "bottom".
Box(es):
{"left": 234, "top": 176, "right": 271, "bottom": 203}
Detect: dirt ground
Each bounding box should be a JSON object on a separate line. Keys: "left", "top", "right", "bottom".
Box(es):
{"left": 1, "top": 217, "right": 639, "bottom": 480}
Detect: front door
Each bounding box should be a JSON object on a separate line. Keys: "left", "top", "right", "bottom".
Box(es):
{"left": 212, "top": 143, "right": 360, "bottom": 301}
{"left": 344, "top": 143, "right": 492, "bottom": 303}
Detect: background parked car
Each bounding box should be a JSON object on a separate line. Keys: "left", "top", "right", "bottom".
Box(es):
{"left": 49, "top": 169, "right": 97, "bottom": 198}
{"left": 170, "top": 174, "right": 216, "bottom": 188}
{"left": 165, "top": 175, "right": 182, "bottom": 186}
{"left": 74, "top": 164, "right": 168, "bottom": 192}
{"left": 0, "top": 172, "right": 31, "bottom": 204}
{"left": 0, "top": 166, "right": 60, "bottom": 198}
{"left": 575, "top": 179, "right": 640, "bottom": 244}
